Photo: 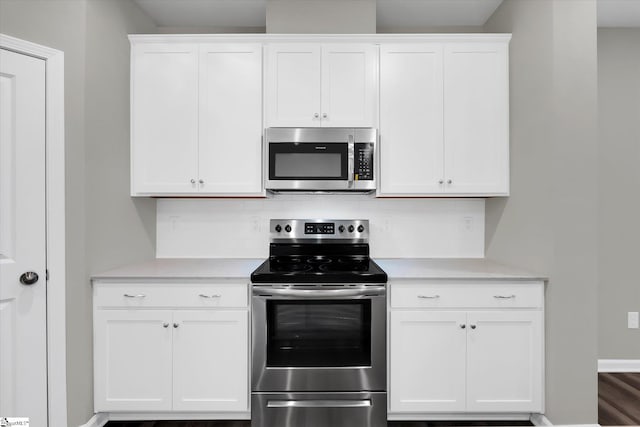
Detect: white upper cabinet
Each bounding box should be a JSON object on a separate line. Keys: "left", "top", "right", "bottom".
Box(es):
{"left": 444, "top": 43, "right": 509, "bottom": 195}
{"left": 379, "top": 44, "right": 444, "bottom": 195}
{"left": 130, "top": 41, "right": 263, "bottom": 196}
{"left": 131, "top": 43, "right": 199, "bottom": 195}
{"left": 379, "top": 38, "right": 510, "bottom": 197}
{"left": 266, "top": 43, "right": 377, "bottom": 127}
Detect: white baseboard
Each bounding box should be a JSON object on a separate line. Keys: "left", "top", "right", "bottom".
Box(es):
{"left": 598, "top": 359, "right": 640, "bottom": 372}
{"left": 530, "top": 413, "right": 553, "bottom": 426}
{"left": 78, "top": 413, "right": 109, "bottom": 427}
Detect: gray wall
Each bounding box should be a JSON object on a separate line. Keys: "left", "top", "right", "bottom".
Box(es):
{"left": 0, "top": 1, "right": 156, "bottom": 425}
{"left": 484, "top": 0, "right": 599, "bottom": 423}
{"left": 266, "top": 0, "right": 376, "bottom": 33}
{"left": 598, "top": 28, "right": 640, "bottom": 359}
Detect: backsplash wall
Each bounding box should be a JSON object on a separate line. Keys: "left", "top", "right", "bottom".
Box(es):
{"left": 156, "top": 197, "right": 485, "bottom": 258}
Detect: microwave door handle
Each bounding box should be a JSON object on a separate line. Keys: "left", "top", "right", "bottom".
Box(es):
{"left": 348, "top": 137, "right": 355, "bottom": 188}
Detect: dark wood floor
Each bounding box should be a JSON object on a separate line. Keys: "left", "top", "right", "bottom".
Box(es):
{"left": 106, "top": 421, "right": 532, "bottom": 426}
{"left": 599, "top": 372, "right": 640, "bottom": 425}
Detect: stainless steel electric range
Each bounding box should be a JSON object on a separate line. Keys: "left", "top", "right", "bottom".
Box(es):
{"left": 250, "top": 219, "right": 388, "bottom": 427}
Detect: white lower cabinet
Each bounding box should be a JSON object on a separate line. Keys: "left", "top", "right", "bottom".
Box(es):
{"left": 389, "top": 281, "right": 544, "bottom": 417}
{"left": 93, "top": 282, "right": 249, "bottom": 415}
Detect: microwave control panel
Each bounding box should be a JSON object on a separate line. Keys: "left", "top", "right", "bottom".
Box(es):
{"left": 355, "top": 143, "right": 374, "bottom": 181}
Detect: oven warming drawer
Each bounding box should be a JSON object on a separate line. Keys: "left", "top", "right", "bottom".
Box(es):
{"left": 252, "top": 392, "right": 387, "bottom": 427}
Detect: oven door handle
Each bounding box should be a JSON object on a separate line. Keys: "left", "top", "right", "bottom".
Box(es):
{"left": 253, "top": 287, "right": 385, "bottom": 299}
{"left": 267, "top": 399, "right": 371, "bottom": 408}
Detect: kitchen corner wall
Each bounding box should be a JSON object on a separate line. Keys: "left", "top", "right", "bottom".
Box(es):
{"left": 598, "top": 28, "right": 640, "bottom": 360}
{"left": 156, "top": 198, "right": 485, "bottom": 259}
{"left": 0, "top": 1, "right": 157, "bottom": 425}
{"left": 484, "top": 0, "right": 599, "bottom": 423}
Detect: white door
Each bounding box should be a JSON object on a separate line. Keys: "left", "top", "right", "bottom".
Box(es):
{"left": 379, "top": 44, "right": 445, "bottom": 195}
{"left": 173, "top": 310, "right": 249, "bottom": 412}
{"left": 199, "top": 44, "right": 263, "bottom": 195}
{"left": 0, "top": 48, "right": 47, "bottom": 426}
{"left": 443, "top": 43, "right": 509, "bottom": 195}
{"left": 93, "top": 310, "right": 173, "bottom": 411}
{"left": 320, "top": 44, "right": 377, "bottom": 127}
{"left": 266, "top": 44, "right": 321, "bottom": 127}
{"left": 466, "top": 311, "right": 543, "bottom": 412}
{"left": 131, "top": 43, "right": 199, "bottom": 195}
{"left": 389, "top": 310, "right": 467, "bottom": 412}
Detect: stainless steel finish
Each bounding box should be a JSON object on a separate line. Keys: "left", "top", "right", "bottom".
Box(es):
{"left": 267, "top": 399, "right": 371, "bottom": 408}
{"left": 252, "top": 392, "right": 386, "bottom": 427}
{"left": 447, "top": 179, "right": 453, "bottom": 184}
{"left": 494, "top": 294, "right": 516, "bottom": 299}
{"left": 199, "top": 293, "right": 221, "bottom": 298}
{"left": 253, "top": 285, "right": 385, "bottom": 299}
{"left": 123, "top": 294, "right": 146, "bottom": 298}
{"left": 264, "top": 127, "right": 377, "bottom": 193}
{"left": 417, "top": 294, "right": 440, "bottom": 299}
{"left": 173, "top": 323, "right": 179, "bottom": 328}
{"left": 19, "top": 271, "right": 39, "bottom": 285}
{"left": 269, "top": 219, "right": 369, "bottom": 242}
{"left": 252, "top": 283, "right": 386, "bottom": 393}
{"left": 163, "top": 323, "right": 169, "bottom": 328}
{"left": 190, "top": 179, "right": 196, "bottom": 184}
{"left": 460, "top": 324, "right": 466, "bottom": 329}
{"left": 470, "top": 324, "right": 477, "bottom": 329}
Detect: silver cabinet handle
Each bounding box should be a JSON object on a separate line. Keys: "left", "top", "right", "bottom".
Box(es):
{"left": 322, "top": 113, "right": 327, "bottom": 119}
{"left": 173, "top": 323, "right": 179, "bottom": 328}
{"left": 314, "top": 113, "right": 319, "bottom": 118}
{"left": 470, "top": 324, "right": 477, "bottom": 329}
{"left": 267, "top": 400, "right": 371, "bottom": 409}
{"left": 417, "top": 295, "right": 440, "bottom": 299}
{"left": 438, "top": 179, "right": 444, "bottom": 184}
{"left": 494, "top": 294, "right": 516, "bottom": 299}
{"left": 460, "top": 324, "right": 466, "bottom": 329}
{"left": 163, "top": 323, "right": 169, "bottom": 328}
{"left": 199, "top": 294, "right": 221, "bottom": 298}
{"left": 123, "top": 294, "right": 146, "bottom": 298}
{"left": 199, "top": 179, "right": 204, "bottom": 184}
{"left": 447, "top": 179, "right": 453, "bottom": 184}
{"left": 190, "top": 179, "right": 196, "bottom": 184}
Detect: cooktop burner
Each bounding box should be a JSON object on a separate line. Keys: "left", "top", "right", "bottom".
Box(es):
{"left": 250, "top": 219, "right": 387, "bottom": 284}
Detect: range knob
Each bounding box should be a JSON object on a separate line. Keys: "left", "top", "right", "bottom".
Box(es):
{"left": 338, "top": 225, "right": 345, "bottom": 233}
{"left": 285, "top": 224, "right": 292, "bottom": 233}
{"left": 357, "top": 225, "right": 365, "bottom": 233}
{"left": 348, "top": 225, "right": 355, "bottom": 233}
{"left": 275, "top": 224, "right": 282, "bottom": 233}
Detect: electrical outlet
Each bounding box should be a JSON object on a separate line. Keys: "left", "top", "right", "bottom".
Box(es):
{"left": 628, "top": 312, "right": 639, "bottom": 329}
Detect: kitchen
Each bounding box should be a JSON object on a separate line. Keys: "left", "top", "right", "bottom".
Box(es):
{"left": 0, "top": 0, "right": 636, "bottom": 426}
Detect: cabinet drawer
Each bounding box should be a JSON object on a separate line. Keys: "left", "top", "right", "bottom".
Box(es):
{"left": 390, "top": 282, "right": 543, "bottom": 309}
{"left": 94, "top": 283, "right": 249, "bottom": 308}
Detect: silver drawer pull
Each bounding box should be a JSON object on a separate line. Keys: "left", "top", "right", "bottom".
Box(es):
{"left": 267, "top": 399, "right": 371, "bottom": 409}
{"left": 417, "top": 295, "right": 440, "bottom": 299}
{"left": 199, "top": 294, "right": 222, "bottom": 298}
{"left": 123, "top": 294, "right": 146, "bottom": 298}
{"left": 494, "top": 294, "right": 516, "bottom": 299}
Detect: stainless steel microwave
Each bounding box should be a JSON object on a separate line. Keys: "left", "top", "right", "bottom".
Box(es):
{"left": 264, "top": 127, "right": 377, "bottom": 193}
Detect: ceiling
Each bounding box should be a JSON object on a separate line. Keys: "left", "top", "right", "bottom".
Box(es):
{"left": 133, "top": 0, "right": 640, "bottom": 29}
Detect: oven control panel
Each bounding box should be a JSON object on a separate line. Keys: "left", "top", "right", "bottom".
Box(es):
{"left": 271, "top": 219, "right": 369, "bottom": 240}
{"left": 354, "top": 143, "right": 374, "bottom": 181}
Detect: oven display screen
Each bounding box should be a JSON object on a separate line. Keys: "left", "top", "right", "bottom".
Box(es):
{"left": 305, "top": 223, "right": 334, "bottom": 234}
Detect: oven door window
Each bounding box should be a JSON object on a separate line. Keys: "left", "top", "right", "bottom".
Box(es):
{"left": 266, "top": 300, "right": 371, "bottom": 367}
{"left": 269, "top": 143, "right": 348, "bottom": 180}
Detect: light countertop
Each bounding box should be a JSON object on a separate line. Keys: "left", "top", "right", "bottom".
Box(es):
{"left": 92, "top": 257, "right": 544, "bottom": 282}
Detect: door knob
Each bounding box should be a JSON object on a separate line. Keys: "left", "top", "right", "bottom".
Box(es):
{"left": 20, "top": 271, "right": 39, "bottom": 285}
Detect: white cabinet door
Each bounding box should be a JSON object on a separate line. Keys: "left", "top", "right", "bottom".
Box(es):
{"left": 321, "top": 44, "right": 377, "bottom": 127}
{"left": 466, "top": 311, "right": 543, "bottom": 412}
{"left": 131, "top": 43, "right": 199, "bottom": 195}
{"left": 379, "top": 44, "right": 445, "bottom": 195}
{"left": 173, "top": 310, "right": 249, "bottom": 412}
{"left": 389, "top": 310, "right": 467, "bottom": 412}
{"left": 266, "top": 44, "right": 321, "bottom": 127}
{"left": 443, "top": 43, "right": 509, "bottom": 195}
{"left": 94, "top": 310, "right": 173, "bottom": 412}
{"left": 199, "top": 44, "right": 263, "bottom": 195}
